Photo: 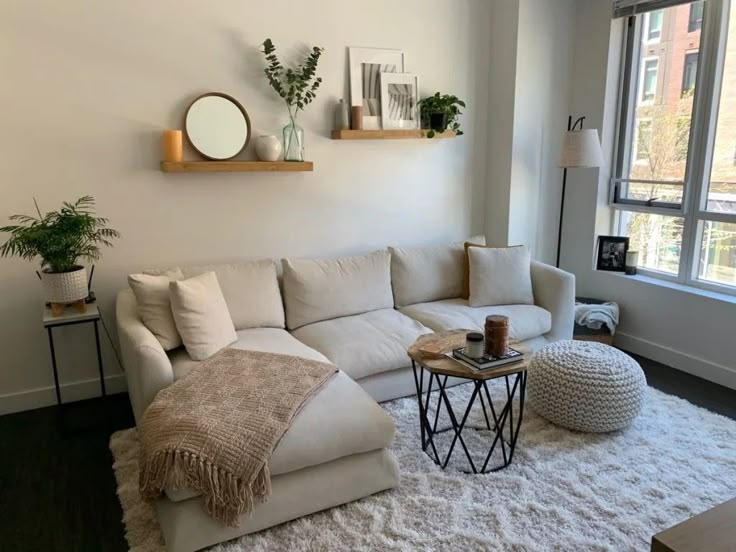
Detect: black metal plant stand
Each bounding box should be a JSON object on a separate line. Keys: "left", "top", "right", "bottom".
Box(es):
{"left": 411, "top": 360, "right": 527, "bottom": 474}
{"left": 44, "top": 307, "right": 106, "bottom": 405}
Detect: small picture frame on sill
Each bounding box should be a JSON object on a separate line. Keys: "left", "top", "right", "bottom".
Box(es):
{"left": 596, "top": 236, "right": 629, "bottom": 272}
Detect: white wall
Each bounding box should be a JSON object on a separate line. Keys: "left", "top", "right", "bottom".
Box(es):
{"left": 0, "top": 0, "right": 493, "bottom": 413}
{"left": 508, "top": 0, "right": 575, "bottom": 264}
{"left": 562, "top": 0, "right": 736, "bottom": 389}
{"left": 484, "top": 0, "right": 520, "bottom": 246}
{"left": 483, "top": 0, "right": 576, "bottom": 264}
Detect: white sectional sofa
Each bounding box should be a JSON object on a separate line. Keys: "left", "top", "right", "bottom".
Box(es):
{"left": 116, "top": 237, "right": 575, "bottom": 552}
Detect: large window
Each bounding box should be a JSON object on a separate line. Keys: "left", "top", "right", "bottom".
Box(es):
{"left": 613, "top": 0, "right": 736, "bottom": 294}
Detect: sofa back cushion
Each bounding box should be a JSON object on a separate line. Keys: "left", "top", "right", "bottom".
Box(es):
{"left": 176, "top": 259, "right": 285, "bottom": 331}
{"left": 389, "top": 235, "right": 486, "bottom": 308}
{"left": 282, "top": 250, "right": 393, "bottom": 330}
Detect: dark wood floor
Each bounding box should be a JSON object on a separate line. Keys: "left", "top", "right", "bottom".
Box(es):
{"left": 0, "top": 354, "right": 734, "bottom": 551}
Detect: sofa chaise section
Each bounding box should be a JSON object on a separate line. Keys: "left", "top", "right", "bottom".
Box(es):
{"left": 116, "top": 259, "right": 399, "bottom": 552}
{"left": 157, "top": 369, "right": 399, "bottom": 552}
{"left": 156, "top": 448, "right": 397, "bottom": 552}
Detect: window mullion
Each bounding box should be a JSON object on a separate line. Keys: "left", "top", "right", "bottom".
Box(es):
{"left": 684, "top": 0, "right": 730, "bottom": 285}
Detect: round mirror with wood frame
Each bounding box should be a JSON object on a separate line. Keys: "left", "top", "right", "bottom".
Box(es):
{"left": 184, "top": 92, "right": 251, "bottom": 160}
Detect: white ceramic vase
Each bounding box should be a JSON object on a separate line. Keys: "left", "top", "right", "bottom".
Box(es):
{"left": 255, "top": 135, "right": 282, "bottom": 162}
{"left": 42, "top": 266, "right": 88, "bottom": 303}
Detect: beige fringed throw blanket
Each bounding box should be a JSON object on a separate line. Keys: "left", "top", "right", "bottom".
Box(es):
{"left": 138, "top": 348, "right": 337, "bottom": 527}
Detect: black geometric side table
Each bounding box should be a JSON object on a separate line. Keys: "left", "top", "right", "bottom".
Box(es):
{"left": 408, "top": 330, "right": 529, "bottom": 474}
{"left": 43, "top": 304, "right": 106, "bottom": 405}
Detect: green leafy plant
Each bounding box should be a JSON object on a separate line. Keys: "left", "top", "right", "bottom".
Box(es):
{"left": 418, "top": 92, "right": 466, "bottom": 138}
{"left": 0, "top": 196, "right": 120, "bottom": 273}
{"left": 261, "top": 38, "right": 324, "bottom": 121}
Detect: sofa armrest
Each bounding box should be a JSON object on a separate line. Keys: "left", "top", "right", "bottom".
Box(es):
{"left": 116, "top": 289, "right": 174, "bottom": 425}
{"left": 530, "top": 261, "right": 575, "bottom": 342}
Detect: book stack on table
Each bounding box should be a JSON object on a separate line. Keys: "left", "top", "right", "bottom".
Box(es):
{"left": 449, "top": 347, "right": 525, "bottom": 373}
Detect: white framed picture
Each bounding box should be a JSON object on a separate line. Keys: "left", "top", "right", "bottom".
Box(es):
{"left": 380, "top": 73, "right": 419, "bottom": 130}
{"left": 349, "top": 47, "right": 405, "bottom": 129}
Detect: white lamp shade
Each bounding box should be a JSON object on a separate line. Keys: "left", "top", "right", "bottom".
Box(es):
{"left": 559, "top": 128, "right": 604, "bottom": 168}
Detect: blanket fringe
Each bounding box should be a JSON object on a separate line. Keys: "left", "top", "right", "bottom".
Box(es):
{"left": 139, "top": 449, "right": 271, "bottom": 527}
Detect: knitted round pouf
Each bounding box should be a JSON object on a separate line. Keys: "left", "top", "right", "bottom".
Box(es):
{"left": 528, "top": 340, "right": 646, "bottom": 432}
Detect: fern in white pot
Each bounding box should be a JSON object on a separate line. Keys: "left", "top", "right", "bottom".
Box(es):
{"left": 0, "top": 196, "right": 120, "bottom": 304}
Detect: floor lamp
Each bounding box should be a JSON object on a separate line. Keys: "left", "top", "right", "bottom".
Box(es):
{"left": 556, "top": 116, "right": 604, "bottom": 268}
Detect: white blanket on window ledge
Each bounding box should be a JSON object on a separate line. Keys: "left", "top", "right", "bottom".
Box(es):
{"left": 574, "top": 302, "right": 619, "bottom": 335}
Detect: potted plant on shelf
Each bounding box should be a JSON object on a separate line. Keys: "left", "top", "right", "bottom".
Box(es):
{"left": 260, "top": 38, "right": 324, "bottom": 161}
{"left": 418, "top": 92, "right": 466, "bottom": 138}
{"left": 0, "top": 196, "right": 120, "bottom": 313}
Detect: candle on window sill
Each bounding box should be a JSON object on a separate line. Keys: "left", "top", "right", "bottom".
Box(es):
{"left": 162, "top": 130, "right": 183, "bottom": 162}
{"left": 625, "top": 250, "right": 639, "bottom": 275}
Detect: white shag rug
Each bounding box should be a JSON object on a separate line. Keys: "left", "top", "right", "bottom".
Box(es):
{"left": 110, "top": 383, "right": 736, "bottom": 551}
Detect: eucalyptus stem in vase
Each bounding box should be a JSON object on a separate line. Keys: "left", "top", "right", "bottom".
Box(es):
{"left": 261, "top": 38, "right": 324, "bottom": 161}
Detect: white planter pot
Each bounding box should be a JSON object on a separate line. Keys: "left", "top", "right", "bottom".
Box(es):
{"left": 42, "top": 266, "right": 88, "bottom": 304}
{"left": 255, "top": 135, "right": 282, "bottom": 162}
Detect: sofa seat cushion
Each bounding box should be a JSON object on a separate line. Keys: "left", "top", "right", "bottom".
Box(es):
{"left": 165, "top": 370, "right": 395, "bottom": 502}
{"left": 399, "top": 299, "right": 551, "bottom": 342}
{"left": 291, "top": 309, "right": 432, "bottom": 381}
{"left": 168, "top": 327, "right": 329, "bottom": 381}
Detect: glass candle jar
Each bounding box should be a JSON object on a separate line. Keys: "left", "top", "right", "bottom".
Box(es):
{"left": 465, "top": 332, "right": 485, "bottom": 358}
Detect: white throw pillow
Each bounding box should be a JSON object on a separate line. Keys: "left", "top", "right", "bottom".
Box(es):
{"left": 128, "top": 268, "right": 184, "bottom": 350}
{"left": 468, "top": 246, "right": 534, "bottom": 307}
{"left": 281, "top": 250, "right": 394, "bottom": 330}
{"left": 169, "top": 271, "right": 237, "bottom": 361}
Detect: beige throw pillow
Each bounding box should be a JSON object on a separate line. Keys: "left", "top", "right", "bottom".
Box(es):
{"left": 169, "top": 271, "right": 237, "bottom": 361}
{"left": 128, "top": 268, "right": 184, "bottom": 350}
{"left": 468, "top": 246, "right": 534, "bottom": 307}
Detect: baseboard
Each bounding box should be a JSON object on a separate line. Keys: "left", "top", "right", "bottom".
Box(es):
{"left": 615, "top": 332, "right": 736, "bottom": 391}
{"left": 0, "top": 373, "right": 128, "bottom": 416}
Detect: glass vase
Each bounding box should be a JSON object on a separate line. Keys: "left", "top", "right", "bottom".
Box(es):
{"left": 282, "top": 117, "right": 304, "bottom": 162}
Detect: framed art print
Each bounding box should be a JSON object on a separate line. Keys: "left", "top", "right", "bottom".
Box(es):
{"left": 380, "top": 72, "right": 419, "bottom": 130}
{"left": 349, "top": 47, "right": 405, "bottom": 129}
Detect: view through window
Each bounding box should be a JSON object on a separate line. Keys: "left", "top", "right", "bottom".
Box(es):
{"left": 613, "top": 0, "right": 736, "bottom": 292}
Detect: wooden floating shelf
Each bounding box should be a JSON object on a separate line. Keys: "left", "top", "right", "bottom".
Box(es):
{"left": 160, "top": 161, "right": 313, "bottom": 173}
{"left": 331, "top": 129, "right": 457, "bottom": 140}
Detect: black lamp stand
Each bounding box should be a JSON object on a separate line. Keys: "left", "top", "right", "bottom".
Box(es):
{"left": 556, "top": 115, "right": 586, "bottom": 268}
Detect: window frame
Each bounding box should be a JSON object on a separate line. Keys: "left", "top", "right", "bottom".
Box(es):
{"left": 612, "top": 15, "right": 685, "bottom": 211}
{"left": 610, "top": 0, "right": 736, "bottom": 296}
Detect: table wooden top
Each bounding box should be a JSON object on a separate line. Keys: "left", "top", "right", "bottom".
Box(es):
{"left": 652, "top": 498, "right": 736, "bottom": 552}
{"left": 408, "top": 330, "right": 530, "bottom": 381}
